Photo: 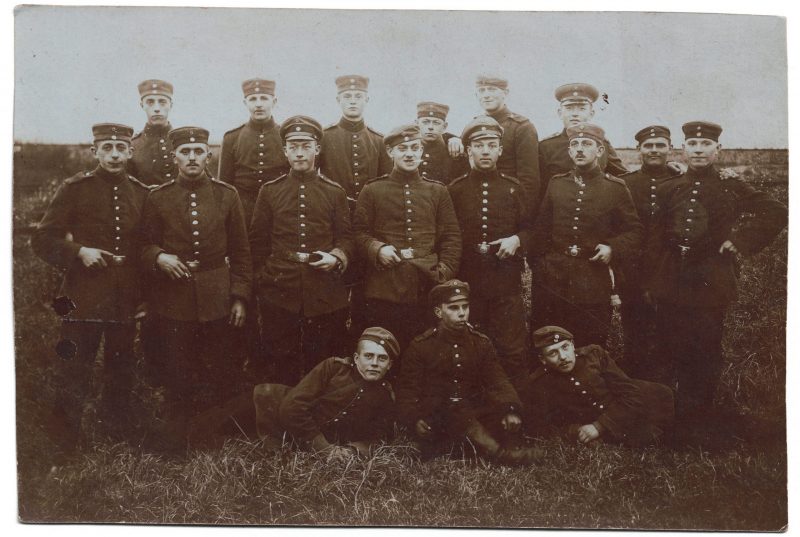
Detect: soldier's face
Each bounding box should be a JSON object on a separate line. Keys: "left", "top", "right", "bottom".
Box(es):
{"left": 467, "top": 138, "right": 503, "bottom": 170}
{"left": 244, "top": 93, "right": 276, "bottom": 121}
{"left": 417, "top": 117, "right": 447, "bottom": 142}
{"left": 558, "top": 102, "right": 594, "bottom": 128}
{"left": 140, "top": 95, "right": 172, "bottom": 126}
{"left": 683, "top": 138, "right": 721, "bottom": 170}
{"left": 284, "top": 140, "right": 320, "bottom": 172}
{"left": 568, "top": 137, "right": 604, "bottom": 168}
{"left": 388, "top": 140, "right": 423, "bottom": 172}
{"left": 337, "top": 90, "right": 369, "bottom": 121}
{"left": 353, "top": 340, "right": 393, "bottom": 381}
{"left": 173, "top": 143, "right": 209, "bottom": 178}
{"left": 476, "top": 85, "right": 507, "bottom": 113}
{"left": 435, "top": 299, "right": 470, "bottom": 331}
{"left": 540, "top": 339, "right": 576, "bottom": 373}
{"left": 92, "top": 140, "right": 133, "bottom": 174}
{"left": 638, "top": 136, "right": 672, "bottom": 168}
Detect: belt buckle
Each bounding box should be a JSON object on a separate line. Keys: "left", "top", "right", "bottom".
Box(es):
{"left": 478, "top": 242, "right": 490, "bottom": 255}
{"left": 400, "top": 248, "right": 415, "bottom": 260}
{"left": 568, "top": 245, "right": 581, "bottom": 257}
{"left": 449, "top": 396, "right": 462, "bottom": 403}
{"left": 296, "top": 252, "right": 310, "bottom": 263}
{"left": 111, "top": 255, "right": 126, "bottom": 266}
{"left": 678, "top": 245, "right": 691, "bottom": 257}
{"left": 186, "top": 260, "right": 200, "bottom": 270}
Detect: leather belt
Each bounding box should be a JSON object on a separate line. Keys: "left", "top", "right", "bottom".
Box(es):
{"left": 283, "top": 251, "right": 323, "bottom": 264}
{"left": 474, "top": 242, "right": 496, "bottom": 255}
{"left": 109, "top": 255, "right": 127, "bottom": 266}
{"left": 185, "top": 257, "right": 230, "bottom": 271}
{"left": 399, "top": 248, "right": 415, "bottom": 260}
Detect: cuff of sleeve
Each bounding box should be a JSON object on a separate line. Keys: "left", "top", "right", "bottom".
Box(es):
{"left": 329, "top": 248, "right": 349, "bottom": 273}
{"left": 143, "top": 247, "right": 165, "bottom": 272}
{"left": 367, "top": 240, "right": 388, "bottom": 268}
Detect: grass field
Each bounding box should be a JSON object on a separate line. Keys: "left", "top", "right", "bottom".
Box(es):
{"left": 13, "top": 147, "right": 788, "bottom": 529}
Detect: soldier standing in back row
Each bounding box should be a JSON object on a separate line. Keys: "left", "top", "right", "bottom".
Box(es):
{"left": 32, "top": 123, "right": 150, "bottom": 458}
{"left": 644, "top": 121, "right": 787, "bottom": 442}
{"left": 416, "top": 101, "right": 470, "bottom": 185}
{"left": 129, "top": 79, "right": 177, "bottom": 186}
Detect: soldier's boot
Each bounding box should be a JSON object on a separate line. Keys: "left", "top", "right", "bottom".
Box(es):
{"left": 187, "top": 390, "right": 256, "bottom": 449}
{"left": 253, "top": 383, "right": 291, "bottom": 439}
{"left": 465, "top": 422, "right": 544, "bottom": 466}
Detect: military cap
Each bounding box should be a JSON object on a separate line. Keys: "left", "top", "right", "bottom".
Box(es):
{"left": 461, "top": 116, "right": 504, "bottom": 145}
{"left": 138, "top": 79, "right": 173, "bottom": 98}
{"left": 168, "top": 126, "right": 210, "bottom": 148}
{"left": 475, "top": 75, "right": 509, "bottom": 90}
{"left": 242, "top": 78, "right": 276, "bottom": 97}
{"left": 358, "top": 326, "right": 401, "bottom": 360}
{"left": 566, "top": 123, "right": 606, "bottom": 146}
{"left": 682, "top": 121, "right": 723, "bottom": 142}
{"left": 429, "top": 279, "right": 470, "bottom": 306}
{"left": 92, "top": 123, "right": 134, "bottom": 144}
{"left": 555, "top": 82, "right": 599, "bottom": 104}
{"left": 280, "top": 115, "right": 323, "bottom": 142}
{"left": 417, "top": 101, "right": 449, "bottom": 120}
{"left": 532, "top": 325, "right": 574, "bottom": 350}
{"left": 383, "top": 124, "right": 422, "bottom": 148}
{"left": 635, "top": 125, "right": 671, "bottom": 144}
{"left": 335, "top": 75, "right": 369, "bottom": 93}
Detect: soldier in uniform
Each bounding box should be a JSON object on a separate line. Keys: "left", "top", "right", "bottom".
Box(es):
{"left": 617, "top": 126, "right": 680, "bottom": 379}
{"left": 538, "top": 83, "right": 627, "bottom": 204}
{"left": 129, "top": 79, "right": 177, "bottom": 186}
{"left": 249, "top": 116, "right": 353, "bottom": 386}
{"left": 474, "top": 75, "right": 540, "bottom": 206}
{"left": 644, "top": 121, "right": 787, "bottom": 437}
{"left": 352, "top": 124, "right": 462, "bottom": 351}
{"left": 218, "top": 78, "right": 289, "bottom": 224}
{"left": 140, "top": 126, "right": 252, "bottom": 451}
{"left": 519, "top": 326, "right": 674, "bottom": 447}
{"left": 447, "top": 116, "right": 532, "bottom": 385}
{"left": 530, "top": 123, "right": 643, "bottom": 347}
{"left": 416, "top": 101, "right": 469, "bottom": 185}
{"left": 32, "top": 123, "right": 150, "bottom": 456}
{"left": 396, "top": 280, "right": 543, "bottom": 465}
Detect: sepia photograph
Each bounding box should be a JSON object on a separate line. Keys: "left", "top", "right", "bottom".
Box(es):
{"left": 11, "top": 3, "right": 790, "bottom": 530}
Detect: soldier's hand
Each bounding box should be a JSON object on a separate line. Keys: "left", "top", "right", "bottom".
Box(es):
{"left": 229, "top": 299, "right": 246, "bottom": 327}
{"left": 667, "top": 161, "right": 687, "bottom": 175}
{"left": 378, "top": 245, "right": 402, "bottom": 268}
{"left": 327, "top": 444, "right": 357, "bottom": 462}
{"left": 719, "top": 240, "right": 739, "bottom": 255}
{"left": 415, "top": 419, "right": 432, "bottom": 437}
{"left": 309, "top": 251, "right": 340, "bottom": 272}
{"left": 156, "top": 252, "right": 192, "bottom": 280}
{"left": 447, "top": 136, "right": 464, "bottom": 158}
{"left": 501, "top": 413, "right": 522, "bottom": 432}
{"left": 490, "top": 235, "right": 521, "bottom": 260}
{"left": 78, "top": 247, "right": 113, "bottom": 269}
{"left": 577, "top": 423, "right": 601, "bottom": 444}
{"left": 590, "top": 244, "right": 612, "bottom": 264}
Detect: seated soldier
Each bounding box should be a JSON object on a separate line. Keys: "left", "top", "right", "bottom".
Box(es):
{"left": 519, "top": 326, "right": 674, "bottom": 447}
{"left": 188, "top": 327, "right": 398, "bottom": 460}
{"left": 396, "top": 279, "right": 543, "bottom": 465}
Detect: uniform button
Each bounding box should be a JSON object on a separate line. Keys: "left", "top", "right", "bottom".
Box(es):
{"left": 300, "top": 233, "right": 306, "bottom": 237}
{"left": 191, "top": 211, "right": 198, "bottom": 216}
{"left": 259, "top": 134, "right": 264, "bottom": 139}
{"left": 422, "top": 171, "right": 427, "bottom": 175}
{"left": 300, "top": 223, "right": 306, "bottom": 227}
{"left": 482, "top": 207, "right": 488, "bottom": 212}
{"left": 456, "top": 363, "right": 461, "bottom": 367}
{"left": 159, "top": 139, "right": 165, "bottom": 143}
{"left": 258, "top": 143, "right": 264, "bottom": 148}
{"left": 407, "top": 227, "right": 412, "bottom": 232}
{"left": 191, "top": 193, "right": 196, "bottom": 198}
{"left": 115, "top": 206, "right": 120, "bottom": 210}
{"left": 574, "top": 216, "right": 579, "bottom": 220}
{"left": 161, "top": 146, "right": 167, "bottom": 150}
{"left": 454, "top": 353, "right": 459, "bottom": 358}
{"left": 599, "top": 405, "right": 604, "bottom": 410}
{"left": 406, "top": 200, "right": 412, "bottom": 204}
{"left": 582, "top": 390, "right": 587, "bottom": 394}
{"left": 690, "top": 198, "right": 696, "bottom": 202}
{"left": 575, "top": 381, "right": 580, "bottom": 385}
{"left": 194, "top": 241, "right": 200, "bottom": 246}
{"left": 115, "top": 226, "right": 120, "bottom": 231}
{"left": 686, "top": 218, "right": 692, "bottom": 222}
{"left": 576, "top": 207, "right": 581, "bottom": 211}
{"left": 407, "top": 209, "right": 412, "bottom": 213}
{"left": 300, "top": 214, "right": 306, "bottom": 218}
{"left": 300, "top": 204, "right": 306, "bottom": 208}
{"left": 453, "top": 344, "right": 458, "bottom": 348}
{"left": 354, "top": 162, "right": 359, "bottom": 167}
{"left": 692, "top": 190, "right": 698, "bottom": 194}
{"left": 651, "top": 186, "right": 656, "bottom": 190}
{"left": 192, "top": 220, "right": 199, "bottom": 225}
{"left": 193, "top": 231, "right": 199, "bottom": 236}
{"left": 405, "top": 191, "right": 411, "bottom": 195}
{"left": 688, "top": 209, "right": 694, "bottom": 213}
{"left": 354, "top": 172, "right": 359, "bottom": 177}
{"left": 482, "top": 182, "right": 489, "bottom": 188}
{"left": 404, "top": 184, "right": 410, "bottom": 188}
{"left": 482, "top": 190, "right": 488, "bottom": 195}
{"left": 115, "top": 216, "right": 120, "bottom": 221}
{"left": 152, "top": 159, "right": 157, "bottom": 163}
{"left": 300, "top": 244, "right": 306, "bottom": 248}
{"left": 259, "top": 153, "right": 264, "bottom": 157}
{"left": 406, "top": 219, "right": 412, "bottom": 223}
{"left": 422, "top": 162, "right": 427, "bottom": 166}
{"left": 482, "top": 199, "right": 488, "bottom": 204}
{"left": 572, "top": 226, "right": 578, "bottom": 230}
{"left": 651, "top": 202, "right": 656, "bottom": 206}
{"left": 300, "top": 185, "right": 305, "bottom": 189}
{"left": 163, "top": 155, "right": 168, "bottom": 159}
{"left": 408, "top": 237, "right": 413, "bottom": 241}
{"left": 191, "top": 202, "right": 197, "bottom": 207}
{"left": 577, "top": 198, "right": 582, "bottom": 202}
{"left": 481, "top": 224, "right": 488, "bottom": 229}
{"left": 194, "top": 251, "right": 200, "bottom": 256}
{"left": 259, "top": 162, "right": 264, "bottom": 165}
{"left": 113, "top": 186, "right": 118, "bottom": 191}
{"left": 300, "top": 194, "right": 306, "bottom": 199}
{"left": 694, "top": 182, "right": 701, "bottom": 186}
{"left": 114, "top": 196, "right": 118, "bottom": 200}
{"left": 482, "top": 216, "right": 488, "bottom": 221}
{"left": 115, "top": 236, "right": 120, "bottom": 240}
{"left": 578, "top": 190, "right": 584, "bottom": 195}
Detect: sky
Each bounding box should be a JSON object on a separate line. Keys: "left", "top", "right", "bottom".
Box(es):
{"left": 13, "top": 7, "right": 788, "bottom": 148}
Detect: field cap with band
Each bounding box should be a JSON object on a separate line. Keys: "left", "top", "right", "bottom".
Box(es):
{"left": 242, "top": 78, "right": 276, "bottom": 97}
{"left": 461, "top": 116, "right": 503, "bottom": 145}
{"left": 635, "top": 125, "right": 671, "bottom": 145}
{"left": 532, "top": 326, "right": 574, "bottom": 350}
{"left": 682, "top": 121, "right": 722, "bottom": 142}
{"left": 335, "top": 75, "right": 369, "bottom": 93}
{"left": 566, "top": 123, "right": 606, "bottom": 146}
{"left": 280, "top": 116, "right": 323, "bottom": 142}
{"left": 417, "top": 102, "right": 449, "bottom": 120}
{"left": 475, "top": 75, "right": 508, "bottom": 90}
{"left": 92, "top": 123, "right": 134, "bottom": 144}
{"left": 384, "top": 124, "right": 421, "bottom": 148}
{"left": 168, "top": 127, "right": 210, "bottom": 148}
{"left": 359, "top": 327, "right": 400, "bottom": 360}
{"left": 138, "top": 79, "right": 173, "bottom": 99}
{"left": 429, "top": 279, "right": 470, "bottom": 306}
{"left": 555, "top": 82, "right": 599, "bottom": 104}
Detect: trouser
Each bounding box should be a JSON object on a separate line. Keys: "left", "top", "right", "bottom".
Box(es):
{"left": 328, "top": 282, "right": 366, "bottom": 358}
{"left": 413, "top": 404, "right": 517, "bottom": 458}
{"left": 260, "top": 305, "right": 346, "bottom": 386}
{"left": 531, "top": 284, "right": 611, "bottom": 348}
{"left": 52, "top": 319, "right": 137, "bottom": 454}
{"left": 362, "top": 299, "right": 431, "bottom": 363}
{"left": 469, "top": 293, "right": 529, "bottom": 387}
{"left": 655, "top": 304, "right": 726, "bottom": 422}
{"left": 619, "top": 296, "right": 661, "bottom": 381}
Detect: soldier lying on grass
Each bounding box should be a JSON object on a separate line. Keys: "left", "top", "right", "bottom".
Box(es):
{"left": 188, "top": 327, "right": 398, "bottom": 461}
{"left": 519, "top": 325, "right": 674, "bottom": 447}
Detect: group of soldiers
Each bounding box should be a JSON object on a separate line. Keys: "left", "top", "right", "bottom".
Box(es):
{"left": 31, "top": 74, "right": 787, "bottom": 463}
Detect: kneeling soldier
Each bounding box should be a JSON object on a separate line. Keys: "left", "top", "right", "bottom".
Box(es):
{"left": 396, "top": 280, "right": 543, "bottom": 465}
{"left": 520, "top": 326, "right": 674, "bottom": 447}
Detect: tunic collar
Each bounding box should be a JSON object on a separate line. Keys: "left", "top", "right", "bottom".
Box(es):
{"left": 338, "top": 117, "right": 366, "bottom": 132}
{"left": 436, "top": 323, "right": 467, "bottom": 344}
{"left": 686, "top": 164, "right": 717, "bottom": 181}
{"left": 489, "top": 106, "right": 510, "bottom": 121}
{"left": 247, "top": 116, "right": 276, "bottom": 132}
{"left": 389, "top": 168, "right": 421, "bottom": 183}
{"left": 142, "top": 122, "right": 172, "bottom": 137}
{"left": 640, "top": 163, "right": 672, "bottom": 178}
{"left": 574, "top": 164, "right": 605, "bottom": 182}
{"left": 289, "top": 169, "right": 318, "bottom": 183}
{"left": 177, "top": 171, "right": 210, "bottom": 190}
{"left": 469, "top": 168, "right": 500, "bottom": 183}
{"left": 93, "top": 165, "right": 127, "bottom": 185}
